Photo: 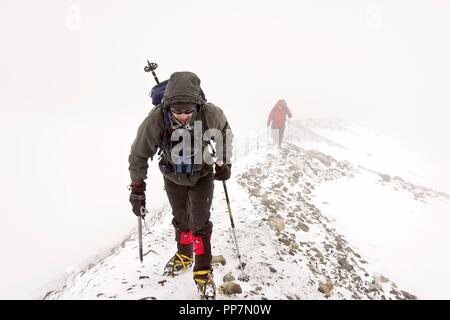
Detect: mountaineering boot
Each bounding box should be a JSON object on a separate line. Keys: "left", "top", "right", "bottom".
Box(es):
{"left": 193, "top": 269, "right": 216, "bottom": 300}
{"left": 163, "top": 228, "right": 194, "bottom": 276}
{"left": 163, "top": 252, "right": 193, "bottom": 277}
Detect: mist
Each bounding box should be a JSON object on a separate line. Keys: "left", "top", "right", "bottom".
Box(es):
{"left": 1, "top": 0, "right": 449, "bottom": 298}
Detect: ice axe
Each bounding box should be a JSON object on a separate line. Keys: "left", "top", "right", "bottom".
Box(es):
{"left": 137, "top": 207, "right": 148, "bottom": 264}
{"left": 144, "top": 60, "right": 160, "bottom": 84}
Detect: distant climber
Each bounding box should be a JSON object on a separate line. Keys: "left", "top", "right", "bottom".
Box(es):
{"left": 267, "top": 99, "right": 292, "bottom": 148}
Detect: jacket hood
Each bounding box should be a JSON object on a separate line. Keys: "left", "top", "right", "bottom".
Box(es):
{"left": 162, "top": 71, "right": 205, "bottom": 108}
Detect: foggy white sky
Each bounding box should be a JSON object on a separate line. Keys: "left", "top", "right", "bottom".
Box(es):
{"left": 2, "top": 0, "right": 450, "bottom": 158}
{"left": 1, "top": 0, "right": 449, "bottom": 298}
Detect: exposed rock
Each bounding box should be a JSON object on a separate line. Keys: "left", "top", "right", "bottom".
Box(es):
{"left": 379, "top": 173, "right": 391, "bottom": 182}
{"left": 368, "top": 282, "right": 379, "bottom": 291}
{"left": 42, "top": 291, "right": 54, "bottom": 300}
{"left": 219, "top": 282, "right": 243, "bottom": 295}
{"left": 158, "top": 279, "right": 167, "bottom": 286}
{"left": 390, "top": 289, "right": 400, "bottom": 296}
{"left": 318, "top": 280, "right": 334, "bottom": 297}
{"left": 373, "top": 274, "right": 390, "bottom": 290}
{"left": 212, "top": 255, "right": 227, "bottom": 266}
{"left": 278, "top": 237, "right": 291, "bottom": 246}
{"left": 311, "top": 248, "right": 323, "bottom": 258}
{"left": 223, "top": 272, "right": 235, "bottom": 282}
{"left": 401, "top": 291, "right": 418, "bottom": 300}
{"left": 269, "top": 267, "right": 277, "bottom": 273}
{"left": 297, "top": 222, "right": 310, "bottom": 232}
{"left": 268, "top": 217, "right": 285, "bottom": 232}
{"left": 338, "top": 258, "right": 353, "bottom": 272}
{"left": 307, "top": 264, "right": 320, "bottom": 274}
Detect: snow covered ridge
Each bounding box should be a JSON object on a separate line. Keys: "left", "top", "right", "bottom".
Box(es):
{"left": 43, "top": 122, "right": 448, "bottom": 300}
{"left": 368, "top": 170, "right": 449, "bottom": 203}
{"left": 236, "top": 143, "right": 418, "bottom": 300}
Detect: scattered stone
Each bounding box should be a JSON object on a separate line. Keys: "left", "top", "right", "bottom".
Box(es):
{"left": 307, "top": 264, "right": 320, "bottom": 274}
{"left": 223, "top": 272, "right": 235, "bottom": 283}
{"left": 368, "top": 282, "right": 378, "bottom": 291}
{"left": 401, "top": 291, "right": 418, "bottom": 300}
{"left": 378, "top": 275, "right": 390, "bottom": 283}
{"left": 219, "top": 282, "right": 243, "bottom": 295}
{"left": 311, "top": 248, "right": 323, "bottom": 258}
{"left": 42, "top": 291, "right": 54, "bottom": 300}
{"left": 338, "top": 258, "right": 353, "bottom": 272}
{"left": 297, "top": 222, "right": 310, "bottom": 232}
{"left": 371, "top": 279, "right": 383, "bottom": 290}
{"left": 318, "top": 280, "right": 334, "bottom": 297}
{"left": 278, "top": 238, "right": 291, "bottom": 246}
{"left": 268, "top": 217, "right": 285, "bottom": 232}
{"left": 269, "top": 267, "right": 277, "bottom": 273}
{"left": 290, "top": 242, "right": 299, "bottom": 250}
{"left": 212, "top": 255, "right": 227, "bottom": 266}
{"left": 158, "top": 280, "right": 167, "bottom": 286}
{"left": 390, "top": 289, "right": 400, "bottom": 296}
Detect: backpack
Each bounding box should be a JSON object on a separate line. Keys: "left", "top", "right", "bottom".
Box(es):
{"left": 149, "top": 80, "right": 207, "bottom": 106}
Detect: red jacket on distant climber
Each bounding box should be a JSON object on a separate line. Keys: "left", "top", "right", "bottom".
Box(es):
{"left": 267, "top": 99, "right": 292, "bottom": 129}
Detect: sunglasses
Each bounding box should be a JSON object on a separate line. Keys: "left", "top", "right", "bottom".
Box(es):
{"left": 170, "top": 106, "right": 196, "bottom": 115}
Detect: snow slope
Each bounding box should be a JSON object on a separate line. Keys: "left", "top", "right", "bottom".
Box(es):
{"left": 43, "top": 120, "right": 449, "bottom": 300}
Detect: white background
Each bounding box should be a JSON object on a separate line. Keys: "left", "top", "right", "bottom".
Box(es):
{"left": 0, "top": 0, "right": 449, "bottom": 298}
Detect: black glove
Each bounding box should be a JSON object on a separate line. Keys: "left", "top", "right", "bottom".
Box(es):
{"left": 129, "top": 181, "right": 146, "bottom": 217}
{"left": 214, "top": 163, "right": 231, "bottom": 181}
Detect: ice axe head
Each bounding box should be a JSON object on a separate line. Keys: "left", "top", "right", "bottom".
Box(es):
{"left": 144, "top": 61, "right": 158, "bottom": 73}
{"left": 140, "top": 206, "right": 149, "bottom": 218}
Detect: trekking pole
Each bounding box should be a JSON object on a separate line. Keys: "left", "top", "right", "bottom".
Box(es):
{"left": 222, "top": 179, "right": 250, "bottom": 282}
{"left": 208, "top": 143, "right": 249, "bottom": 281}
{"left": 144, "top": 60, "right": 160, "bottom": 84}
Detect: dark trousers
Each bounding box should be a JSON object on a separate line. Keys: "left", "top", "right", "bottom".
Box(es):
{"left": 271, "top": 125, "right": 286, "bottom": 148}
{"left": 164, "top": 172, "right": 214, "bottom": 271}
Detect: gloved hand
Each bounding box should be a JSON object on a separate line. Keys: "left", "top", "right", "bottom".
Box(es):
{"left": 214, "top": 163, "right": 231, "bottom": 181}
{"left": 129, "top": 181, "right": 146, "bottom": 217}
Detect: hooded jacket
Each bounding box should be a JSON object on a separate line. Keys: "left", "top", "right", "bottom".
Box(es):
{"left": 129, "top": 72, "right": 233, "bottom": 186}
{"left": 267, "top": 99, "right": 292, "bottom": 128}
